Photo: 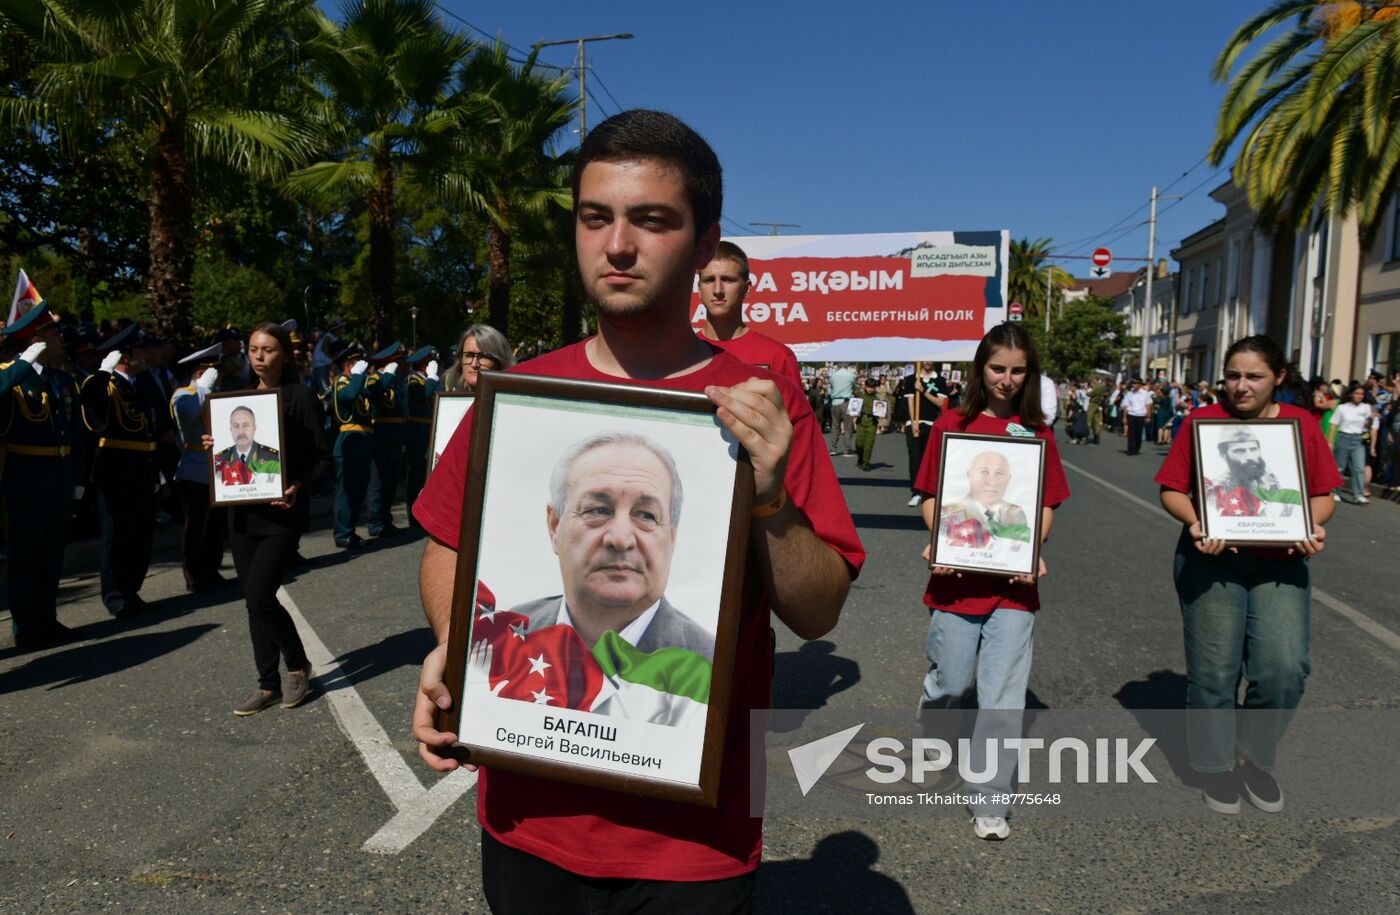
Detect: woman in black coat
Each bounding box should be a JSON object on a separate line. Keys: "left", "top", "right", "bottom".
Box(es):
{"left": 209, "top": 321, "right": 329, "bottom": 716}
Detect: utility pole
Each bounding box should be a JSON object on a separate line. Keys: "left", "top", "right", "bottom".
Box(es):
{"left": 1140, "top": 186, "right": 1158, "bottom": 380}
{"left": 1044, "top": 262, "right": 1053, "bottom": 334}
{"left": 750, "top": 222, "right": 801, "bottom": 236}
{"left": 533, "top": 33, "right": 633, "bottom": 142}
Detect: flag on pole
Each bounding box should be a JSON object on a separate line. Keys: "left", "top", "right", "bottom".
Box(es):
{"left": 9, "top": 269, "right": 43, "bottom": 326}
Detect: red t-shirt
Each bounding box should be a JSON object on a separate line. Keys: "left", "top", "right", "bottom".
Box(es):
{"left": 412, "top": 339, "right": 865, "bottom": 882}
{"left": 913, "top": 410, "right": 1070, "bottom": 615}
{"left": 697, "top": 328, "right": 803, "bottom": 390}
{"left": 1154, "top": 402, "right": 1341, "bottom": 558}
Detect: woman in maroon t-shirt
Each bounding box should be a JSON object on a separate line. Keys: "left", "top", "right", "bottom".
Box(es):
{"left": 914, "top": 323, "right": 1070, "bottom": 842}
{"left": 1155, "top": 335, "right": 1339, "bottom": 817}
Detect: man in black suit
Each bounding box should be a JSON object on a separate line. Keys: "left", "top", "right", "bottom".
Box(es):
{"left": 508, "top": 430, "right": 712, "bottom": 660}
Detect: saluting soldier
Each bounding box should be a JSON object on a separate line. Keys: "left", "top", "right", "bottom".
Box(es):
{"left": 329, "top": 343, "right": 381, "bottom": 549}
{"left": 366, "top": 342, "right": 405, "bottom": 539}
{"left": 0, "top": 302, "right": 86, "bottom": 649}
{"left": 403, "top": 345, "right": 438, "bottom": 526}
{"left": 79, "top": 324, "right": 163, "bottom": 617}
{"left": 171, "top": 338, "right": 240, "bottom": 592}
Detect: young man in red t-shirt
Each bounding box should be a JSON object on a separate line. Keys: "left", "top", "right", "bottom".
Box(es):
{"left": 696, "top": 241, "right": 804, "bottom": 389}
{"left": 410, "top": 110, "right": 864, "bottom": 912}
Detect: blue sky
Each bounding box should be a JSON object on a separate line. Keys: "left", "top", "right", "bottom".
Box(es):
{"left": 420, "top": 0, "right": 1270, "bottom": 274}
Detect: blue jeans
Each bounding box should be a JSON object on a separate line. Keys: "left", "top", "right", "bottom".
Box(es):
{"left": 1173, "top": 530, "right": 1310, "bottom": 772}
{"left": 919, "top": 607, "right": 1035, "bottom": 816}
{"left": 1333, "top": 431, "right": 1366, "bottom": 500}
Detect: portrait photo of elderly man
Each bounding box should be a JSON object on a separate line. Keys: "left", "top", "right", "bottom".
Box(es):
{"left": 510, "top": 429, "right": 713, "bottom": 661}
{"left": 938, "top": 450, "right": 1031, "bottom": 546}
{"left": 214, "top": 404, "right": 281, "bottom": 488}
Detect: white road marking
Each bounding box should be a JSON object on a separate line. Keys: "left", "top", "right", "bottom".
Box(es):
{"left": 1061, "top": 459, "right": 1400, "bottom": 653}
{"left": 279, "top": 585, "right": 477, "bottom": 854}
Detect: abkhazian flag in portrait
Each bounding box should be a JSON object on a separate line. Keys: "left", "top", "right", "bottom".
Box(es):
{"left": 468, "top": 581, "right": 711, "bottom": 727}
{"left": 8, "top": 268, "right": 43, "bottom": 325}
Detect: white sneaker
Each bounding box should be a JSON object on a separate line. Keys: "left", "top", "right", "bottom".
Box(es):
{"left": 906, "top": 494, "right": 922, "bottom": 507}
{"left": 1333, "top": 493, "right": 1341, "bottom": 502}
{"left": 1357, "top": 496, "right": 1370, "bottom": 504}
{"left": 973, "top": 816, "right": 1009, "bottom": 840}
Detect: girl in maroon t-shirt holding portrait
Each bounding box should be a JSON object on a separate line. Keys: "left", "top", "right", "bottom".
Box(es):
{"left": 1155, "top": 335, "right": 1340, "bottom": 816}
{"left": 914, "top": 323, "right": 1070, "bottom": 841}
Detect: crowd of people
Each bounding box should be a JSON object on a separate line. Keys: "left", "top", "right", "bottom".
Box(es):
{"left": 0, "top": 106, "right": 1391, "bottom": 911}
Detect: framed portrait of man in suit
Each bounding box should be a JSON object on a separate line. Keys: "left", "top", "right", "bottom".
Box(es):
{"left": 440, "top": 373, "right": 754, "bottom": 806}
{"left": 929, "top": 432, "right": 1046, "bottom": 577}
{"left": 427, "top": 391, "right": 474, "bottom": 476}
{"left": 206, "top": 389, "right": 285, "bottom": 506}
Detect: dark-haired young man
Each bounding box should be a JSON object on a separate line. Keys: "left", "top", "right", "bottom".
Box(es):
{"left": 696, "top": 240, "right": 803, "bottom": 388}
{"left": 412, "top": 109, "right": 864, "bottom": 912}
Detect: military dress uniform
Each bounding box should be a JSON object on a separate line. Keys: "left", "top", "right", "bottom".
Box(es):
{"left": 331, "top": 347, "right": 381, "bottom": 548}
{"left": 171, "top": 340, "right": 235, "bottom": 591}
{"left": 367, "top": 342, "right": 405, "bottom": 537}
{"left": 80, "top": 326, "right": 162, "bottom": 616}
{"left": 0, "top": 304, "right": 84, "bottom": 645}
{"left": 403, "top": 346, "right": 438, "bottom": 526}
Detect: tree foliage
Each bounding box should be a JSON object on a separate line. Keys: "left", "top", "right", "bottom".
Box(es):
{"left": 1007, "top": 237, "right": 1074, "bottom": 321}
{"left": 1027, "top": 294, "right": 1137, "bottom": 380}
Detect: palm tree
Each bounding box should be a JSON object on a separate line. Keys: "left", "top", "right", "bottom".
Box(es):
{"left": 287, "top": 0, "right": 473, "bottom": 343}
{"left": 1211, "top": 0, "right": 1400, "bottom": 242}
{"left": 435, "top": 42, "right": 574, "bottom": 338}
{"left": 0, "top": 0, "right": 327, "bottom": 346}
{"left": 1008, "top": 237, "right": 1073, "bottom": 321}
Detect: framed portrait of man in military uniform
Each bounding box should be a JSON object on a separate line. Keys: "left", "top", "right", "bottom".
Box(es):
{"left": 205, "top": 389, "right": 286, "bottom": 506}
{"left": 1192, "top": 419, "right": 1312, "bottom": 545}
{"left": 929, "top": 432, "right": 1046, "bottom": 578}
{"left": 438, "top": 373, "right": 754, "bottom": 807}
{"left": 428, "top": 391, "right": 474, "bottom": 476}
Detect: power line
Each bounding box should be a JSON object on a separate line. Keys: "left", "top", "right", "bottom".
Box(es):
{"left": 1051, "top": 153, "right": 1215, "bottom": 257}
{"left": 429, "top": 2, "right": 570, "bottom": 72}
{"left": 586, "top": 66, "right": 624, "bottom": 112}
{"left": 721, "top": 216, "right": 759, "bottom": 236}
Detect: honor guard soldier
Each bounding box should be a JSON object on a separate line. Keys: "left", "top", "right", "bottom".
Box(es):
{"left": 79, "top": 324, "right": 163, "bottom": 617}
{"left": 330, "top": 343, "right": 381, "bottom": 548}
{"left": 403, "top": 345, "right": 439, "bottom": 525}
{"left": 366, "top": 342, "right": 405, "bottom": 538}
{"left": 0, "top": 302, "right": 85, "bottom": 648}
{"left": 171, "top": 338, "right": 241, "bottom": 592}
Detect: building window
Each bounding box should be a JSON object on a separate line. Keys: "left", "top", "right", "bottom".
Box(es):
{"left": 1182, "top": 269, "right": 1193, "bottom": 315}
{"left": 1200, "top": 263, "right": 1209, "bottom": 311}
{"left": 1214, "top": 257, "right": 1223, "bottom": 306}
{"left": 1376, "top": 332, "right": 1399, "bottom": 376}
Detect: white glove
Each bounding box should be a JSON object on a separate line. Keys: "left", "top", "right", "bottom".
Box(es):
{"left": 382, "top": 361, "right": 399, "bottom": 377}
{"left": 100, "top": 350, "right": 122, "bottom": 373}
{"left": 350, "top": 359, "right": 368, "bottom": 375}
{"left": 196, "top": 367, "right": 218, "bottom": 392}
{"left": 72, "top": 485, "right": 85, "bottom": 500}
{"left": 20, "top": 341, "right": 46, "bottom": 365}
{"left": 426, "top": 360, "right": 439, "bottom": 380}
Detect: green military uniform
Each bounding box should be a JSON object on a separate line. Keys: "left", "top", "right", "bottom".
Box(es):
{"left": 853, "top": 384, "right": 880, "bottom": 470}
{"left": 367, "top": 342, "right": 405, "bottom": 537}
{"left": 403, "top": 346, "right": 438, "bottom": 526}
{"left": 331, "top": 346, "right": 381, "bottom": 547}
{"left": 1088, "top": 381, "right": 1109, "bottom": 445}
{"left": 0, "top": 304, "right": 84, "bottom": 646}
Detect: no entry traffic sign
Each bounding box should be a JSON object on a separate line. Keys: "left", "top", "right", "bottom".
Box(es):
{"left": 1009, "top": 302, "right": 1023, "bottom": 322}
{"left": 1092, "top": 248, "right": 1113, "bottom": 268}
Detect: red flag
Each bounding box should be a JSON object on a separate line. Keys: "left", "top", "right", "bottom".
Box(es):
{"left": 470, "top": 585, "right": 605, "bottom": 711}
{"left": 946, "top": 518, "right": 991, "bottom": 548}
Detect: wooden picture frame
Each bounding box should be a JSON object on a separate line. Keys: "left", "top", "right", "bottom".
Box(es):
{"left": 427, "top": 391, "right": 475, "bottom": 477}
{"left": 439, "top": 372, "right": 755, "bottom": 807}
{"left": 928, "top": 432, "right": 1046, "bottom": 578}
{"left": 1192, "top": 418, "right": 1313, "bottom": 546}
{"left": 205, "top": 388, "right": 286, "bottom": 507}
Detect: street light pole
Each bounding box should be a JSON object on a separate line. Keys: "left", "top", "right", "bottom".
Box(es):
{"left": 1140, "top": 186, "right": 1158, "bottom": 380}
{"left": 409, "top": 306, "right": 420, "bottom": 349}
{"left": 533, "top": 33, "right": 633, "bottom": 142}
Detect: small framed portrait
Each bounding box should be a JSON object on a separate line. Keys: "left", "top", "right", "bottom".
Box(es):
{"left": 206, "top": 390, "right": 285, "bottom": 506}
{"left": 929, "top": 432, "right": 1046, "bottom": 577}
{"left": 1192, "top": 419, "right": 1312, "bottom": 545}
{"left": 440, "top": 373, "right": 754, "bottom": 806}
{"left": 846, "top": 397, "right": 864, "bottom": 417}
{"left": 428, "top": 392, "right": 475, "bottom": 475}
{"left": 872, "top": 399, "right": 889, "bottom": 419}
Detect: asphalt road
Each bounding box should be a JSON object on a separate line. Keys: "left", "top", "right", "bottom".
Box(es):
{"left": 3, "top": 427, "right": 1398, "bottom": 914}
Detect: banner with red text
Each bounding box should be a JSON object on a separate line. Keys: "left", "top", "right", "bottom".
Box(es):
{"left": 691, "top": 230, "right": 1008, "bottom": 362}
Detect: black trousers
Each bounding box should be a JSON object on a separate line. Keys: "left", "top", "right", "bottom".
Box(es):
{"left": 404, "top": 431, "right": 429, "bottom": 526}
{"left": 481, "top": 830, "right": 753, "bottom": 915}
{"left": 369, "top": 429, "right": 404, "bottom": 534}
{"left": 3, "top": 457, "right": 71, "bottom": 635}
{"left": 229, "top": 532, "right": 308, "bottom": 691}
{"left": 904, "top": 423, "right": 931, "bottom": 494}
{"left": 1126, "top": 414, "right": 1146, "bottom": 454}
{"left": 176, "top": 481, "right": 226, "bottom": 589}
{"left": 94, "top": 454, "right": 158, "bottom": 612}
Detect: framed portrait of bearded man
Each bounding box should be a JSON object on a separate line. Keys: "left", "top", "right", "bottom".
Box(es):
{"left": 439, "top": 373, "right": 753, "bottom": 807}
{"left": 1192, "top": 419, "right": 1312, "bottom": 545}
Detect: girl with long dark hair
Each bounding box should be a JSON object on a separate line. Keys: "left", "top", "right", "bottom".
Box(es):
{"left": 1155, "top": 335, "right": 1339, "bottom": 813}
{"left": 208, "top": 322, "right": 330, "bottom": 716}
{"left": 913, "top": 323, "right": 1070, "bottom": 841}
